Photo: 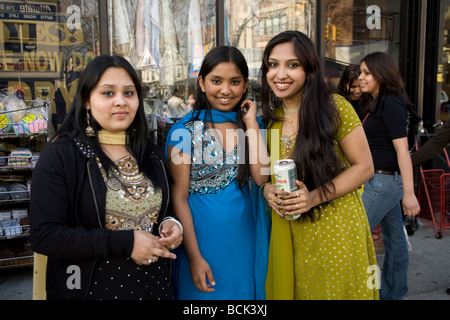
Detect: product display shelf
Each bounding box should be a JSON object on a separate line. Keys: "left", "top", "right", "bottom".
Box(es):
{"left": 0, "top": 98, "right": 50, "bottom": 269}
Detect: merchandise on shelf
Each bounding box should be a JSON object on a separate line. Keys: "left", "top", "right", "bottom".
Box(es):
{"left": 12, "top": 208, "right": 27, "bottom": 219}
{"left": 0, "top": 95, "right": 48, "bottom": 135}
{"left": 7, "top": 149, "right": 32, "bottom": 167}
{"left": 0, "top": 210, "right": 11, "bottom": 221}
{"left": 0, "top": 219, "right": 22, "bottom": 238}
{"left": 0, "top": 181, "right": 29, "bottom": 201}
{"left": 0, "top": 95, "right": 48, "bottom": 269}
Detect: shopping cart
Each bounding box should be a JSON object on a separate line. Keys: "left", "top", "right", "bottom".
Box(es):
{"left": 439, "top": 172, "right": 450, "bottom": 237}
{"left": 416, "top": 146, "right": 450, "bottom": 238}
{"left": 417, "top": 168, "right": 445, "bottom": 238}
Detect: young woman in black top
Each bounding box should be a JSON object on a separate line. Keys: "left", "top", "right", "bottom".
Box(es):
{"left": 359, "top": 51, "right": 420, "bottom": 300}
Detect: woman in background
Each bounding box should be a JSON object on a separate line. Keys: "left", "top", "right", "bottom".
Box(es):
{"left": 359, "top": 51, "right": 420, "bottom": 300}
{"left": 336, "top": 64, "right": 366, "bottom": 120}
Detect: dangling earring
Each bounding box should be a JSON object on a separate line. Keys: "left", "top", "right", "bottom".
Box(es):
{"left": 303, "top": 77, "right": 309, "bottom": 92}
{"left": 86, "top": 110, "right": 95, "bottom": 137}
{"left": 270, "top": 90, "right": 279, "bottom": 109}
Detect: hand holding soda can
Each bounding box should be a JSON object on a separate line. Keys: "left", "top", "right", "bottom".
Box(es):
{"left": 274, "top": 159, "right": 301, "bottom": 220}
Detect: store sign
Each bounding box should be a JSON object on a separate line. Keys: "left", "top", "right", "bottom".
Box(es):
{"left": 0, "top": 2, "right": 86, "bottom": 73}
{"left": 0, "top": 2, "right": 56, "bottom": 21}
{"left": 0, "top": 2, "right": 94, "bottom": 119}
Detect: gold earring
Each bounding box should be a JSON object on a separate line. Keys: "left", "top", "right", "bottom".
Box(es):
{"left": 86, "top": 110, "right": 95, "bottom": 137}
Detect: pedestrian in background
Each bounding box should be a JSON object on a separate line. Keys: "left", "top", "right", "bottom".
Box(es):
{"left": 411, "top": 119, "right": 450, "bottom": 166}
{"left": 336, "top": 64, "right": 366, "bottom": 120}
{"left": 359, "top": 51, "right": 420, "bottom": 300}
{"left": 410, "top": 117, "right": 450, "bottom": 295}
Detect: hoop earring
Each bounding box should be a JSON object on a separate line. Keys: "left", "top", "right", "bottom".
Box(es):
{"left": 86, "top": 110, "right": 95, "bottom": 137}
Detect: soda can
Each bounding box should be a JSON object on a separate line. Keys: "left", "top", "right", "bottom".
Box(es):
{"left": 274, "top": 159, "right": 301, "bottom": 220}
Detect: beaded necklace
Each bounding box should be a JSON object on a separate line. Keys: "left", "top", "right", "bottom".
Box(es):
{"left": 283, "top": 104, "right": 301, "bottom": 115}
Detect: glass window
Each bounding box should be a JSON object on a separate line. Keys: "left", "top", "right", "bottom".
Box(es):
{"left": 0, "top": 0, "right": 100, "bottom": 132}
{"left": 324, "top": 0, "right": 401, "bottom": 87}
{"left": 108, "top": 0, "right": 216, "bottom": 124}
{"left": 225, "top": 0, "right": 316, "bottom": 105}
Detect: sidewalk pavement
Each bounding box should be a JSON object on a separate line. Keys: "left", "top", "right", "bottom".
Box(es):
{"left": 0, "top": 223, "right": 449, "bottom": 300}
{"left": 400, "top": 221, "right": 450, "bottom": 300}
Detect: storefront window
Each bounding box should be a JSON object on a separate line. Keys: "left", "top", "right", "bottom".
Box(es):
{"left": 225, "top": 0, "right": 316, "bottom": 102}
{"left": 0, "top": 0, "right": 413, "bottom": 132}
{"left": 108, "top": 0, "right": 216, "bottom": 125}
{"left": 324, "top": 0, "right": 401, "bottom": 86}
{"left": 0, "top": 0, "right": 100, "bottom": 132}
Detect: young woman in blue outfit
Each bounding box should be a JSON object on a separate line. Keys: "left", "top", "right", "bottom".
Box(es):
{"left": 165, "top": 46, "right": 270, "bottom": 300}
{"left": 359, "top": 52, "right": 420, "bottom": 300}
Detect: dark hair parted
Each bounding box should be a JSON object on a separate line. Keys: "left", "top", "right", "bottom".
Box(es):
{"left": 361, "top": 51, "right": 412, "bottom": 113}
{"left": 193, "top": 46, "right": 250, "bottom": 190}
{"left": 261, "top": 31, "right": 341, "bottom": 220}
{"left": 53, "top": 54, "right": 165, "bottom": 189}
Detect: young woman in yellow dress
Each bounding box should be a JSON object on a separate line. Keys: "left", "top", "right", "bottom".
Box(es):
{"left": 260, "top": 30, "right": 379, "bottom": 300}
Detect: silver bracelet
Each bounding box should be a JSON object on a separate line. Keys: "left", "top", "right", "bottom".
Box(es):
{"left": 159, "top": 217, "right": 183, "bottom": 234}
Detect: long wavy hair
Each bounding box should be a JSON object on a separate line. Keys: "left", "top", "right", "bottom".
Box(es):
{"left": 361, "top": 51, "right": 412, "bottom": 112}
{"left": 261, "top": 30, "right": 341, "bottom": 220}
{"left": 192, "top": 46, "right": 250, "bottom": 190}
{"left": 53, "top": 54, "right": 165, "bottom": 188}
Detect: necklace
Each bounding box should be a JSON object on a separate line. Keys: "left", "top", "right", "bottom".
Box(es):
{"left": 283, "top": 105, "right": 301, "bottom": 115}
{"left": 283, "top": 105, "right": 299, "bottom": 124}
{"left": 286, "top": 115, "right": 297, "bottom": 124}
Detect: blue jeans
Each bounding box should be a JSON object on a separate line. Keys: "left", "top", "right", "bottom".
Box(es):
{"left": 362, "top": 173, "right": 409, "bottom": 300}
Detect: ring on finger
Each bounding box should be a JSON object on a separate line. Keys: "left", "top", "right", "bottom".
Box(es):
{"left": 170, "top": 244, "right": 176, "bottom": 250}
{"left": 296, "top": 203, "right": 299, "bottom": 208}
{"left": 296, "top": 191, "right": 299, "bottom": 197}
{"left": 148, "top": 256, "right": 155, "bottom": 264}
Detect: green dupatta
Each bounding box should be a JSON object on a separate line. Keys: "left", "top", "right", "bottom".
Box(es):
{"left": 265, "top": 106, "right": 295, "bottom": 300}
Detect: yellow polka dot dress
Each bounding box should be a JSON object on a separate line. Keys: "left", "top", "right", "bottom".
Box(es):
{"left": 267, "top": 95, "right": 379, "bottom": 300}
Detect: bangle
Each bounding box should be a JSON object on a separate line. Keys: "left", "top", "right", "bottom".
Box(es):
{"left": 159, "top": 217, "right": 183, "bottom": 234}
{"left": 259, "top": 182, "right": 270, "bottom": 200}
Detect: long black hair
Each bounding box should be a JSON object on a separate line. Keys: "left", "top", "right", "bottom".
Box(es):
{"left": 53, "top": 54, "right": 165, "bottom": 188}
{"left": 261, "top": 31, "right": 341, "bottom": 219}
{"left": 192, "top": 46, "right": 251, "bottom": 190}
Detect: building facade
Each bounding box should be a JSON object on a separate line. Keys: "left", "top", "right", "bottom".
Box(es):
{"left": 0, "top": 0, "right": 448, "bottom": 133}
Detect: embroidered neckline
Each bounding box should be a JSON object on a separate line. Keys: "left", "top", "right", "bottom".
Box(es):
{"left": 186, "top": 120, "right": 239, "bottom": 195}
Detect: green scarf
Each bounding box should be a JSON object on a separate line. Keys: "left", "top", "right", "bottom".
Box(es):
{"left": 265, "top": 106, "right": 295, "bottom": 300}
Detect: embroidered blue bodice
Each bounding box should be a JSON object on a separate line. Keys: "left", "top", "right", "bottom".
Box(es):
{"left": 185, "top": 120, "right": 239, "bottom": 195}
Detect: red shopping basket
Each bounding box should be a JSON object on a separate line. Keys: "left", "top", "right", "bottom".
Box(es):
{"left": 417, "top": 169, "right": 444, "bottom": 238}
{"left": 439, "top": 173, "right": 450, "bottom": 237}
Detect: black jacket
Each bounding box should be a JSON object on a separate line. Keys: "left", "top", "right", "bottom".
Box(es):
{"left": 30, "top": 135, "right": 173, "bottom": 299}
